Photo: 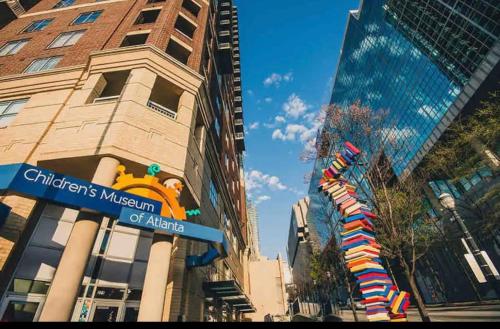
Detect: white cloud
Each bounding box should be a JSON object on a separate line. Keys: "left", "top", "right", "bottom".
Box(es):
{"left": 417, "top": 105, "right": 439, "bottom": 120}
{"left": 247, "top": 90, "right": 254, "bottom": 96}
{"left": 263, "top": 72, "right": 294, "bottom": 87}
{"left": 272, "top": 123, "right": 318, "bottom": 143}
{"left": 249, "top": 122, "right": 260, "bottom": 130}
{"left": 275, "top": 115, "right": 286, "bottom": 123}
{"left": 264, "top": 97, "right": 273, "bottom": 103}
{"left": 245, "top": 170, "right": 288, "bottom": 191}
{"left": 254, "top": 195, "right": 271, "bottom": 204}
{"left": 282, "top": 94, "right": 309, "bottom": 118}
{"left": 263, "top": 115, "right": 287, "bottom": 129}
{"left": 283, "top": 72, "right": 293, "bottom": 82}
{"left": 382, "top": 126, "right": 417, "bottom": 144}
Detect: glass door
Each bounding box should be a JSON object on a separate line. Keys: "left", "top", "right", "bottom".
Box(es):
{"left": 0, "top": 296, "right": 44, "bottom": 322}
{"left": 89, "top": 301, "right": 121, "bottom": 322}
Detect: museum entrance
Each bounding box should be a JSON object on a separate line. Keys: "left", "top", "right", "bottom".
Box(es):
{"left": 71, "top": 299, "right": 140, "bottom": 322}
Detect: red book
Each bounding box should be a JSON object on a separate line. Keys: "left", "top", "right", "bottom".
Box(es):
{"left": 345, "top": 141, "right": 361, "bottom": 154}
{"left": 342, "top": 235, "right": 375, "bottom": 245}
{"left": 339, "top": 199, "right": 357, "bottom": 213}
{"left": 358, "top": 273, "right": 390, "bottom": 281}
{"left": 362, "top": 211, "right": 377, "bottom": 219}
{"left": 344, "top": 221, "right": 374, "bottom": 233}
{"left": 361, "top": 297, "right": 387, "bottom": 304}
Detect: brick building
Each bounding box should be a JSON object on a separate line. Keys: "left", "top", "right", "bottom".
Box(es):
{"left": 0, "top": 0, "right": 253, "bottom": 322}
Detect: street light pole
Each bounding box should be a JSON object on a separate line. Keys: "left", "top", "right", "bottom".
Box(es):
{"left": 439, "top": 193, "right": 500, "bottom": 298}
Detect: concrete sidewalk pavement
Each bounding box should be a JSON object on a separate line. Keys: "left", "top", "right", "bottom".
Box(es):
{"left": 338, "top": 304, "right": 500, "bottom": 322}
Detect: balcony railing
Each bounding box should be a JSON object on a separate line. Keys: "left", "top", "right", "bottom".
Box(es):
{"left": 93, "top": 95, "right": 120, "bottom": 103}
{"left": 235, "top": 132, "right": 244, "bottom": 139}
{"left": 147, "top": 100, "right": 177, "bottom": 120}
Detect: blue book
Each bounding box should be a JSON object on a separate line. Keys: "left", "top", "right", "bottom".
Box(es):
{"left": 354, "top": 268, "right": 388, "bottom": 277}
{"left": 343, "top": 213, "right": 366, "bottom": 223}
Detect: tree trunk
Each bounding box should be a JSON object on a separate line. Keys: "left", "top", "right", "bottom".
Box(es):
{"left": 400, "top": 258, "right": 431, "bottom": 322}
{"left": 344, "top": 275, "right": 359, "bottom": 322}
{"left": 470, "top": 137, "right": 499, "bottom": 171}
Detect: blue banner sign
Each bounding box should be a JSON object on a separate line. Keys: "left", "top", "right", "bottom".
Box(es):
{"left": 118, "top": 207, "right": 229, "bottom": 261}
{"left": 0, "top": 163, "right": 162, "bottom": 217}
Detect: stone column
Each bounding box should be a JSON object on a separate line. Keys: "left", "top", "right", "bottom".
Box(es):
{"left": 39, "top": 156, "right": 120, "bottom": 321}
{"left": 137, "top": 233, "right": 174, "bottom": 321}
{"left": 137, "top": 178, "right": 180, "bottom": 321}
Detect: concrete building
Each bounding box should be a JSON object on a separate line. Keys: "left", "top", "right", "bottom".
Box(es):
{"left": 0, "top": 0, "right": 253, "bottom": 322}
{"left": 247, "top": 254, "right": 288, "bottom": 322}
{"left": 287, "top": 197, "right": 313, "bottom": 286}
{"left": 286, "top": 197, "right": 324, "bottom": 320}
{"left": 246, "top": 199, "right": 260, "bottom": 260}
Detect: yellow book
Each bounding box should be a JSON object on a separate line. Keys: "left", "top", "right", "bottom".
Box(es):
{"left": 345, "top": 245, "right": 380, "bottom": 255}
{"left": 351, "top": 263, "right": 384, "bottom": 272}
{"left": 331, "top": 188, "right": 347, "bottom": 200}
{"left": 333, "top": 161, "right": 343, "bottom": 170}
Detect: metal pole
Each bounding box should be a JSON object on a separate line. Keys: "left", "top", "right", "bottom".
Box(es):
{"left": 451, "top": 209, "right": 500, "bottom": 298}
{"left": 430, "top": 217, "right": 482, "bottom": 302}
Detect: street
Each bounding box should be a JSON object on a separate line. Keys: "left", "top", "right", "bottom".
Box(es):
{"left": 338, "top": 304, "right": 500, "bottom": 322}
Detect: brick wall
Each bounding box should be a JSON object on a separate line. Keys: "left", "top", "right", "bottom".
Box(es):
{"left": 0, "top": 0, "right": 208, "bottom": 76}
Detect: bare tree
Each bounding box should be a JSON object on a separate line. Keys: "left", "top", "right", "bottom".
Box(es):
{"left": 305, "top": 101, "right": 437, "bottom": 321}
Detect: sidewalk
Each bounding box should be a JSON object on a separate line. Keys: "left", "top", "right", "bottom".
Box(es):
{"left": 338, "top": 304, "right": 500, "bottom": 322}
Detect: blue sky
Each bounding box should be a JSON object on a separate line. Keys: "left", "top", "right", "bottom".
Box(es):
{"left": 235, "top": 0, "right": 360, "bottom": 260}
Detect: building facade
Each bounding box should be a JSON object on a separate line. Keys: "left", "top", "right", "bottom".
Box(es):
{"left": 0, "top": 0, "right": 253, "bottom": 322}
{"left": 306, "top": 0, "right": 499, "bottom": 304}
{"left": 246, "top": 199, "right": 260, "bottom": 260}
{"left": 286, "top": 197, "right": 313, "bottom": 286}
{"left": 247, "top": 254, "right": 288, "bottom": 322}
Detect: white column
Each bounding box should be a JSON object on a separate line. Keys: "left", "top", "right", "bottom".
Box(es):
{"left": 39, "top": 156, "right": 120, "bottom": 321}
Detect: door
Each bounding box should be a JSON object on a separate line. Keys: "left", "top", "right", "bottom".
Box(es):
{"left": 0, "top": 296, "right": 44, "bottom": 322}
{"left": 89, "top": 302, "right": 121, "bottom": 322}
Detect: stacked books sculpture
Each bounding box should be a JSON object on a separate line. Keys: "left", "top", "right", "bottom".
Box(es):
{"left": 318, "top": 141, "right": 410, "bottom": 322}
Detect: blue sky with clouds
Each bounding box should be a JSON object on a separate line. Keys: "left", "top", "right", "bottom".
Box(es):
{"left": 234, "top": 0, "right": 360, "bottom": 260}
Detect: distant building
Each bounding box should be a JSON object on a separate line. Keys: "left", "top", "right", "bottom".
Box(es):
{"left": 247, "top": 254, "right": 288, "bottom": 322}
{"left": 285, "top": 197, "right": 324, "bottom": 320}
{"left": 246, "top": 200, "right": 261, "bottom": 260}
{"left": 287, "top": 197, "right": 314, "bottom": 286}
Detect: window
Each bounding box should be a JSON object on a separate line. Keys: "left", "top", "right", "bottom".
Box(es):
{"left": 89, "top": 70, "right": 130, "bottom": 103}
{"left": 182, "top": 0, "right": 201, "bottom": 17}
{"left": 147, "top": 75, "right": 182, "bottom": 119}
{"left": 165, "top": 38, "right": 191, "bottom": 64}
{"left": 147, "top": 0, "right": 165, "bottom": 3}
{"left": 24, "top": 56, "right": 62, "bottom": 73}
{"left": 48, "top": 30, "right": 85, "bottom": 48}
{"left": 0, "top": 39, "right": 29, "bottom": 56}
{"left": 53, "top": 0, "right": 75, "bottom": 8}
{"left": 120, "top": 33, "right": 149, "bottom": 47}
{"left": 214, "top": 117, "right": 220, "bottom": 138}
{"left": 0, "top": 98, "right": 28, "bottom": 128}
{"left": 135, "top": 9, "right": 161, "bottom": 24}
{"left": 209, "top": 180, "right": 218, "bottom": 209}
{"left": 23, "top": 19, "right": 53, "bottom": 33}
{"left": 175, "top": 14, "right": 196, "bottom": 39}
{"left": 73, "top": 11, "right": 102, "bottom": 25}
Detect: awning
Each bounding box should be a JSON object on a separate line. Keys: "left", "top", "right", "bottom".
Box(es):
{"left": 203, "top": 280, "right": 256, "bottom": 313}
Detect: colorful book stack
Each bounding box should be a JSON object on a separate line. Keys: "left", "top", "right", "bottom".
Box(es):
{"left": 318, "top": 142, "right": 409, "bottom": 322}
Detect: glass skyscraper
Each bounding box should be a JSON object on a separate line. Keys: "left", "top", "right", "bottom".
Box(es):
{"left": 305, "top": 0, "right": 500, "bottom": 305}
{"left": 306, "top": 0, "right": 499, "bottom": 248}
